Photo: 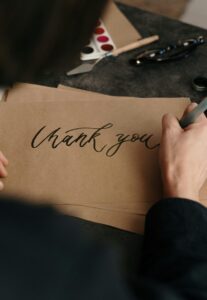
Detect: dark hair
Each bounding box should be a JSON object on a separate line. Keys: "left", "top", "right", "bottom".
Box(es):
{"left": 0, "top": 0, "right": 107, "bottom": 84}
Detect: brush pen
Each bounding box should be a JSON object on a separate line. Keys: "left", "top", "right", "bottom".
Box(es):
{"left": 179, "top": 97, "right": 207, "bottom": 128}
{"left": 110, "top": 35, "right": 159, "bottom": 57}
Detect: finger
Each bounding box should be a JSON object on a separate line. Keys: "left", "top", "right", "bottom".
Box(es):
{"left": 0, "top": 162, "right": 8, "bottom": 177}
{"left": 0, "top": 181, "right": 4, "bottom": 191}
{"left": 182, "top": 102, "right": 206, "bottom": 124}
{"left": 182, "top": 102, "right": 197, "bottom": 118}
{"left": 0, "top": 151, "right": 8, "bottom": 166}
{"left": 162, "top": 113, "right": 182, "bottom": 134}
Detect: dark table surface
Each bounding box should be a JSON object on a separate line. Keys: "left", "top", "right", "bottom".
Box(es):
{"left": 32, "top": 3, "right": 207, "bottom": 274}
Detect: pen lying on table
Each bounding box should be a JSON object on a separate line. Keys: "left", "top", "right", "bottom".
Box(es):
{"left": 179, "top": 97, "right": 207, "bottom": 128}
{"left": 108, "top": 35, "right": 159, "bottom": 57}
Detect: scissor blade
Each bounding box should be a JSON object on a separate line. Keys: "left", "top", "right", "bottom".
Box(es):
{"left": 66, "top": 62, "right": 96, "bottom": 76}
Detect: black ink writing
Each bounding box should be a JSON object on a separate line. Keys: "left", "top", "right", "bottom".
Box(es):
{"left": 106, "top": 133, "right": 159, "bottom": 157}
{"left": 31, "top": 123, "right": 159, "bottom": 157}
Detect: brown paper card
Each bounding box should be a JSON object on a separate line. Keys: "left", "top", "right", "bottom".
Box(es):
{"left": 7, "top": 84, "right": 207, "bottom": 217}
{"left": 0, "top": 93, "right": 191, "bottom": 233}
{"left": 102, "top": 1, "right": 142, "bottom": 47}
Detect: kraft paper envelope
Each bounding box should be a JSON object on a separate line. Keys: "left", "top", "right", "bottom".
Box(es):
{"left": 58, "top": 84, "right": 107, "bottom": 96}
{"left": 6, "top": 83, "right": 103, "bottom": 102}
{"left": 102, "top": 1, "right": 142, "bottom": 47}
{"left": 0, "top": 94, "right": 192, "bottom": 233}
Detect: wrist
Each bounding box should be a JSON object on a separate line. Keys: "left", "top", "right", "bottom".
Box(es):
{"left": 163, "top": 184, "right": 199, "bottom": 202}
{"left": 162, "top": 168, "right": 199, "bottom": 202}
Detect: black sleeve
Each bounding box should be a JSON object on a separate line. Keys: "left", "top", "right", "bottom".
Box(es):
{"left": 139, "top": 198, "right": 207, "bottom": 300}
{"left": 0, "top": 198, "right": 135, "bottom": 300}
{"left": 0, "top": 197, "right": 207, "bottom": 300}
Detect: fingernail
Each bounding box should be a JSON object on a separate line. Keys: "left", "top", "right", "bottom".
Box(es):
{"left": 0, "top": 181, "right": 4, "bottom": 191}
{"left": 190, "top": 102, "right": 198, "bottom": 108}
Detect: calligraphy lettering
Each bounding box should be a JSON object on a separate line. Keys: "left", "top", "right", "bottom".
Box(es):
{"left": 31, "top": 123, "right": 159, "bottom": 157}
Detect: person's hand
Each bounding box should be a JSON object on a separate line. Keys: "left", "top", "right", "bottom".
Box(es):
{"left": 159, "top": 102, "right": 207, "bottom": 202}
{"left": 0, "top": 151, "right": 8, "bottom": 190}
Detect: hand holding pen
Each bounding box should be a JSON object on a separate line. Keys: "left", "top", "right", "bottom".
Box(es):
{"left": 159, "top": 99, "right": 207, "bottom": 202}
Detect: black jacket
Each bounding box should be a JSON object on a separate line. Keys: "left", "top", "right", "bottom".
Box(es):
{"left": 0, "top": 197, "right": 206, "bottom": 300}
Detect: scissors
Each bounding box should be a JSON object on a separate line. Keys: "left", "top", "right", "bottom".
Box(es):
{"left": 130, "top": 36, "right": 205, "bottom": 66}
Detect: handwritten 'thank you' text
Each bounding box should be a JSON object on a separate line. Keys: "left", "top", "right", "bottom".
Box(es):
{"left": 31, "top": 123, "right": 160, "bottom": 157}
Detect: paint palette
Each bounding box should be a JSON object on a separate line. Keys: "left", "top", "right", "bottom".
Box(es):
{"left": 81, "top": 19, "right": 116, "bottom": 61}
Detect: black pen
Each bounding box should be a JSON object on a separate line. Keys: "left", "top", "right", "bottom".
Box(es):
{"left": 179, "top": 97, "right": 207, "bottom": 128}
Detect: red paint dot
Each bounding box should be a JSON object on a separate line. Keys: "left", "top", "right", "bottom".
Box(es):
{"left": 97, "top": 35, "right": 109, "bottom": 43}
{"left": 101, "top": 44, "right": 114, "bottom": 52}
{"left": 94, "top": 27, "right": 105, "bottom": 35}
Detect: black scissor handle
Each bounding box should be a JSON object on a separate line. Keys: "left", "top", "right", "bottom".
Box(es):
{"left": 130, "top": 36, "right": 205, "bottom": 66}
